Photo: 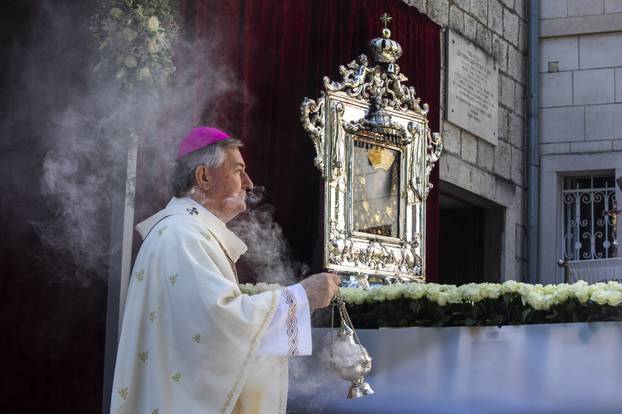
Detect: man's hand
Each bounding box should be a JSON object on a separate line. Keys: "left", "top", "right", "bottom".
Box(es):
{"left": 299, "top": 272, "right": 341, "bottom": 311}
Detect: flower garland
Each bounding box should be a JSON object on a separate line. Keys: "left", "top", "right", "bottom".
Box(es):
{"left": 240, "top": 280, "right": 622, "bottom": 327}
{"left": 90, "top": 0, "right": 177, "bottom": 88}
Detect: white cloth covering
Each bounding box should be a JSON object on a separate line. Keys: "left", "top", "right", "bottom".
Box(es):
{"left": 110, "top": 197, "right": 311, "bottom": 414}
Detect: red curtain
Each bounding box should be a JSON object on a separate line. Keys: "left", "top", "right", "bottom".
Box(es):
{"left": 176, "top": 0, "right": 440, "bottom": 281}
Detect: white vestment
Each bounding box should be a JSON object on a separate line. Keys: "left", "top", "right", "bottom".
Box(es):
{"left": 111, "top": 197, "right": 311, "bottom": 414}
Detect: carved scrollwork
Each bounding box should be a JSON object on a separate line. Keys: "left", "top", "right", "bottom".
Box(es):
{"left": 424, "top": 130, "right": 443, "bottom": 198}
{"left": 300, "top": 23, "right": 441, "bottom": 285}
{"left": 322, "top": 54, "right": 428, "bottom": 115}
{"left": 328, "top": 232, "right": 422, "bottom": 277}
{"left": 330, "top": 101, "right": 346, "bottom": 187}
{"left": 300, "top": 95, "right": 326, "bottom": 177}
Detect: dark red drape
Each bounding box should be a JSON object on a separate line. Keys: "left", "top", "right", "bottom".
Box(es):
{"left": 176, "top": 0, "right": 440, "bottom": 281}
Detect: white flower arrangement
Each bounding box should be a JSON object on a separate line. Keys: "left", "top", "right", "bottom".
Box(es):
{"left": 240, "top": 280, "right": 622, "bottom": 310}
{"left": 90, "top": 0, "right": 177, "bottom": 88}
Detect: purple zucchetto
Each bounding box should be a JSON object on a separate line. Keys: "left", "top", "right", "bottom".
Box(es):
{"left": 177, "top": 126, "right": 231, "bottom": 159}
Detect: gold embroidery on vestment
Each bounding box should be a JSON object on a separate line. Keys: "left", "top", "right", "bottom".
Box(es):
{"left": 151, "top": 410, "right": 159, "bottom": 414}
{"left": 171, "top": 373, "right": 182, "bottom": 382}
{"left": 192, "top": 334, "right": 201, "bottom": 343}
{"left": 169, "top": 274, "right": 178, "bottom": 286}
{"left": 148, "top": 310, "right": 157, "bottom": 323}
{"left": 220, "top": 290, "right": 278, "bottom": 414}
{"left": 138, "top": 351, "right": 148, "bottom": 363}
{"left": 118, "top": 387, "right": 129, "bottom": 400}
{"left": 134, "top": 269, "right": 145, "bottom": 281}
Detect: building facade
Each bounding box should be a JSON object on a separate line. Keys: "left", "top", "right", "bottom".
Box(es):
{"left": 408, "top": 0, "right": 529, "bottom": 282}
{"left": 538, "top": 0, "right": 622, "bottom": 283}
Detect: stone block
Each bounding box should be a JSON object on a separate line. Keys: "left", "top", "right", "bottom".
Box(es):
{"left": 508, "top": 112, "right": 524, "bottom": 149}
{"left": 495, "top": 174, "right": 520, "bottom": 208}
{"left": 540, "top": 142, "right": 571, "bottom": 154}
{"left": 449, "top": 5, "right": 465, "bottom": 33}
{"left": 477, "top": 139, "right": 495, "bottom": 170}
{"left": 494, "top": 139, "right": 512, "bottom": 179}
{"left": 429, "top": 0, "right": 449, "bottom": 25}
{"left": 464, "top": 13, "right": 478, "bottom": 39}
{"left": 454, "top": 0, "right": 470, "bottom": 9}
{"left": 498, "top": 106, "right": 508, "bottom": 139}
{"left": 585, "top": 103, "right": 622, "bottom": 140}
{"left": 493, "top": 35, "right": 508, "bottom": 71}
{"left": 511, "top": 147, "right": 524, "bottom": 186}
{"left": 476, "top": 23, "right": 492, "bottom": 53}
{"left": 409, "top": 0, "right": 427, "bottom": 13}
{"left": 499, "top": 0, "right": 514, "bottom": 8}
{"left": 515, "top": 0, "right": 526, "bottom": 18}
{"left": 500, "top": 74, "right": 515, "bottom": 109}
{"left": 570, "top": 140, "right": 613, "bottom": 153}
{"left": 540, "top": 106, "right": 585, "bottom": 142}
{"left": 567, "top": 0, "right": 604, "bottom": 16}
{"left": 540, "top": 72, "right": 573, "bottom": 107}
{"left": 461, "top": 130, "right": 478, "bottom": 163}
{"left": 613, "top": 139, "right": 622, "bottom": 150}
{"left": 540, "top": 36, "right": 579, "bottom": 72}
{"left": 573, "top": 68, "right": 615, "bottom": 105}
{"left": 470, "top": 0, "right": 489, "bottom": 22}
{"left": 503, "top": 8, "right": 519, "bottom": 46}
{"left": 507, "top": 45, "right": 524, "bottom": 81}
{"left": 515, "top": 82, "right": 526, "bottom": 117}
{"left": 541, "top": 0, "right": 568, "bottom": 19}
{"left": 489, "top": 0, "right": 504, "bottom": 34}
{"left": 517, "top": 17, "right": 527, "bottom": 51}
{"left": 616, "top": 68, "right": 622, "bottom": 102}
{"left": 441, "top": 121, "right": 462, "bottom": 155}
{"left": 579, "top": 32, "right": 622, "bottom": 69}
{"left": 606, "top": 0, "right": 622, "bottom": 13}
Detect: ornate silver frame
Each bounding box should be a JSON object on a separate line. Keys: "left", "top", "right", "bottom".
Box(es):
{"left": 301, "top": 22, "right": 442, "bottom": 285}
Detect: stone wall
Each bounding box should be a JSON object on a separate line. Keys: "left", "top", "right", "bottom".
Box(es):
{"left": 407, "top": 0, "right": 529, "bottom": 281}
{"left": 538, "top": 0, "right": 622, "bottom": 282}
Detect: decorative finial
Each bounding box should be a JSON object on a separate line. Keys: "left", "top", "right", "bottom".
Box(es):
{"left": 380, "top": 13, "right": 392, "bottom": 38}
{"left": 369, "top": 13, "right": 402, "bottom": 64}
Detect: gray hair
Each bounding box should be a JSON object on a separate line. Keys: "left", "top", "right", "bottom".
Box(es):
{"left": 172, "top": 138, "right": 243, "bottom": 197}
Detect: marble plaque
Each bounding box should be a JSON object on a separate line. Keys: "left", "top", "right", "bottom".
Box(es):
{"left": 446, "top": 29, "right": 499, "bottom": 145}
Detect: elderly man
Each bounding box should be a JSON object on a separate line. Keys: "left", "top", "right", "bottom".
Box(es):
{"left": 111, "top": 127, "right": 340, "bottom": 414}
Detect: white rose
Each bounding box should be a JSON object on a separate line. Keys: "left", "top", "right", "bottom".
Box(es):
{"left": 340, "top": 288, "right": 366, "bottom": 305}
{"left": 501, "top": 280, "right": 520, "bottom": 293}
{"left": 480, "top": 283, "right": 501, "bottom": 300}
{"left": 110, "top": 7, "right": 123, "bottom": 19}
{"left": 404, "top": 282, "right": 426, "bottom": 300}
{"left": 526, "top": 291, "right": 546, "bottom": 311}
{"left": 369, "top": 287, "right": 387, "bottom": 302}
{"left": 383, "top": 284, "right": 403, "bottom": 301}
{"left": 137, "top": 66, "right": 152, "bottom": 81}
{"left": 123, "top": 54, "right": 137, "bottom": 68}
{"left": 606, "top": 290, "right": 622, "bottom": 306}
{"left": 573, "top": 285, "right": 590, "bottom": 304}
{"left": 460, "top": 283, "right": 483, "bottom": 302}
{"left": 122, "top": 27, "right": 137, "bottom": 42}
{"left": 425, "top": 284, "right": 440, "bottom": 303}
{"left": 147, "top": 39, "right": 160, "bottom": 54}
{"left": 590, "top": 288, "right": 609, "bottom": 305}
{"left": 147, "top": 16, "right": 160, "bottom": 32}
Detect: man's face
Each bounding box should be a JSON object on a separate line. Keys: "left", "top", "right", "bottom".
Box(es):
{"left": 204, "top": 146, "right": 253, "bottom": 222}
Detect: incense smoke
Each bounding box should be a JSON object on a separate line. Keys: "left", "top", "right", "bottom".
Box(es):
{"left": 3, "top": 0, "right": 239, "bottom": 279}
{"left": 231, "top": 186, "right": 309, "bottom": 285}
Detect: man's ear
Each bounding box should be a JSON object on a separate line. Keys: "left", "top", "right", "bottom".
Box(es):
{"left": 194, "top": 165, "right": 210, "bottom": 191}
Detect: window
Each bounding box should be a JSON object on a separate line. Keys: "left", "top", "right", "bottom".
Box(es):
{"left": 562, "top": 174, "right": 617, "bottom": 260}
